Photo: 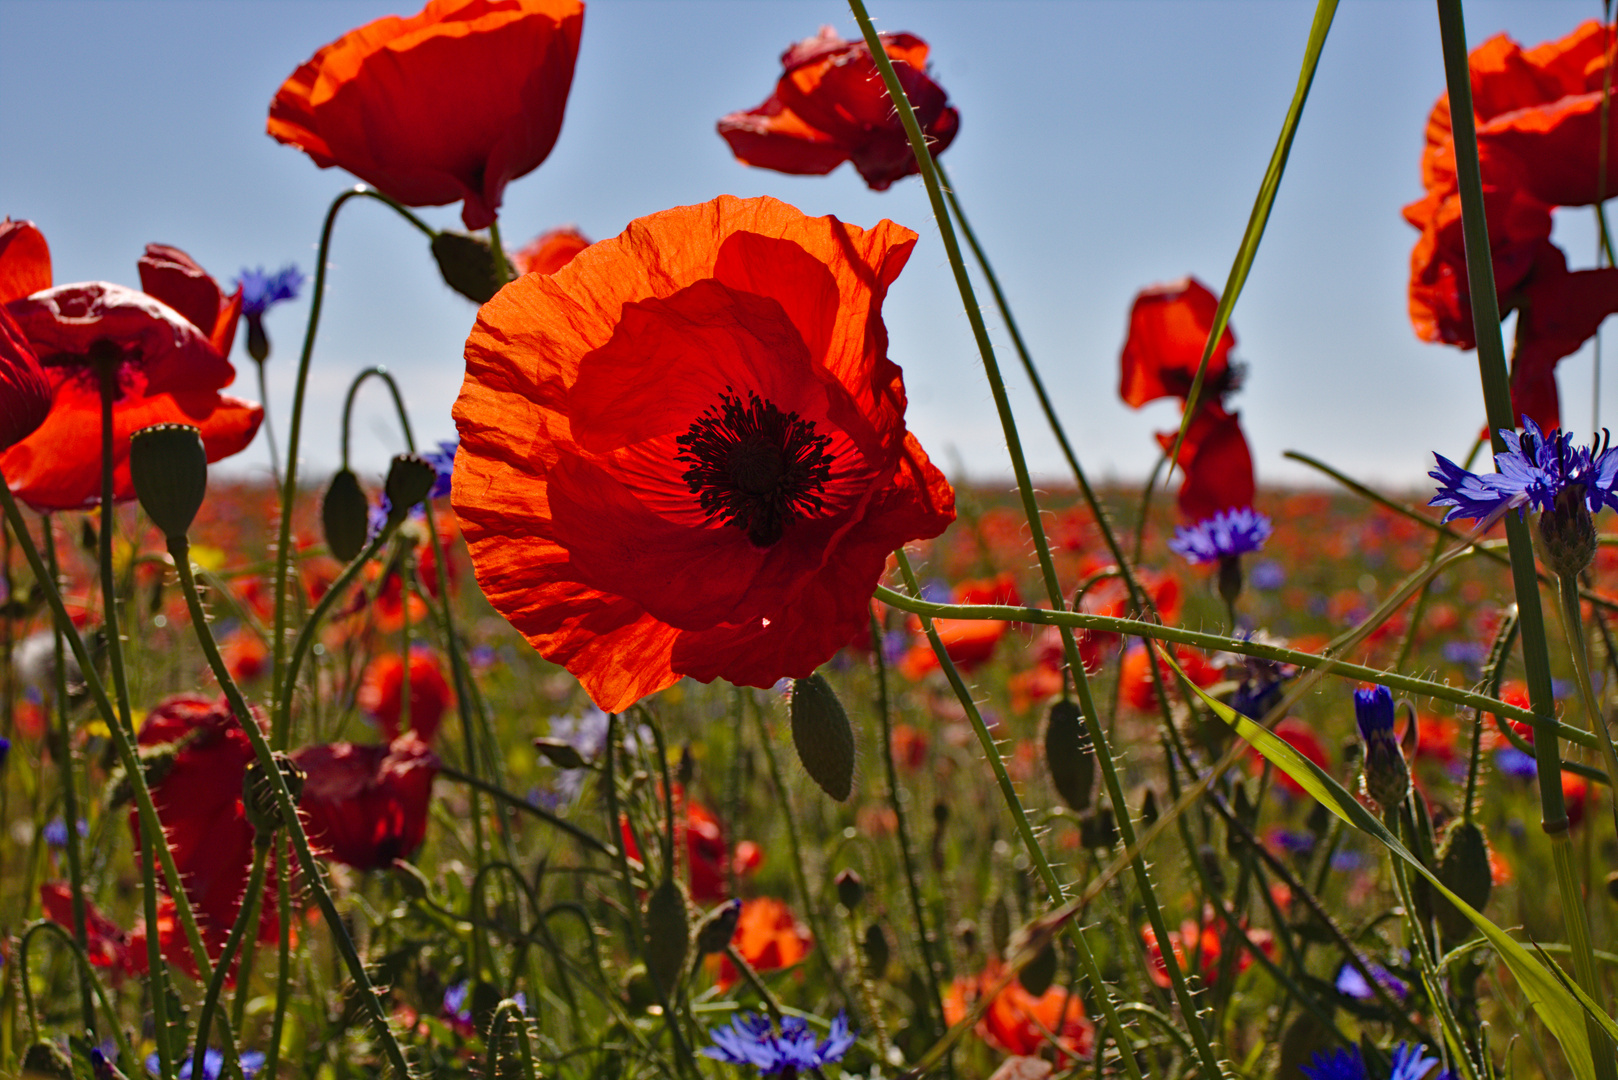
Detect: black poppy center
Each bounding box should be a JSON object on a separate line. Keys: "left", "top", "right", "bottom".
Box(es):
{"left": 675, "top": 390, "right": 834, "bottom": 548}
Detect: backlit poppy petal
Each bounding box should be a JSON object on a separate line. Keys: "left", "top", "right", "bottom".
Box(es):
{"left": 1157, "top": 405, "right": 1255, "bottom": 522}
{"left": 0, "top": 219, "right": 51, "bottom": 304}
{"left": 1119, "top": 278, "right": 1235, "bottom": 408}
{"left": 511, "top": 226, "right": 591, "bottom": 276}
{"left": 137, "top": 244, "right": 242, "bottom": 358}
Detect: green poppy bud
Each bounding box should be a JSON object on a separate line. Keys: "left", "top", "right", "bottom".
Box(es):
{"left": 322, "top": 468, "right": 370, "bottom": 563}
{"left": 129, "top": 423, "right": 207, "bottom": 540}
{"left": 1018, "top": 942, "right": 1059, "bottom": 997}
{"left": 1434, "top": 819, "right": 1493, "bottom": 943}
{"left": 1043, "top": 698, "right": 1094, "bottom": 812}
{"left": 384, "top": 453, "right": 437, "bottom": 528}
{"left": 694, "top": 898, "right": 742, "bottom": 957}
{"left": 243, "top": 752, "right": 306, "bottom": 840}
{"left": 835, "top": 868, "right": 864, "bottom": 910}
{"left": 431, "top": 230, "right": 509, "bottom": 304}
{"left": 789, "top": 673, "right": 855, "bottom": 801}
{"left": 643, "top": 878, "right": 689, "bottom": 994}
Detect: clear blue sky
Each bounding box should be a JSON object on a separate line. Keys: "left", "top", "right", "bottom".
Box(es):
{"left": 0, "top": 0, "right": 1609, "bottom": 492}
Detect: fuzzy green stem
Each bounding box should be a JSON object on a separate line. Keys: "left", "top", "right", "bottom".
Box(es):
{"left": 1556, "top": 573, "right": 1618, "bottom": 849}
{"left": 192, "top": 844, "right": 269, "bottom": 1080}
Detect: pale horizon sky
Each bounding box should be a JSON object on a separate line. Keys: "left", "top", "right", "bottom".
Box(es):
{"left": 1, "top": 0, "right": 1612, "bottom": 496}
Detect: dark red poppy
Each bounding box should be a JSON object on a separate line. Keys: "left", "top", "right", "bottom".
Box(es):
{"left": 357, "top": 649, "right": 454, "bottom": 742}
{"left": 292, "top": 733, "right": 440, "bottom": 871}
{"left": 1119, "top": 277, "right": 1236, "bottom": 408}
{"left": 943, "top": 958, "right": 1094, "bottom": 1060}
{"left": 0, "top": 219, "right": 51, "bottom": 303}
{"left": 1156, "top": 404, "right": 1254, "bottom": 522}
{"left": 138, "top": 244, "right": 242, "bottom": 359}
{"left": 268, "top": 0, "right": 584, "bottom": 230}
{"left": 512, "top": 226, "right": 590, "bottom": 276}
{"left": 0, "top": 307, "right": 52, "bottom": 453}
{"left": 453, "top": 195, "right": 956, "bottom": 711}
{"left": 618, "top": 794, "right": 760, "bottom": 904}
{"left": 40, "top": 882, "right": 132, "bottom": 973}
{"left": 1406, "top": 21, "right": 1618, "bottom": 427}
{"left": 132, "top": 694, "right": 280, "bottom": 955}
{"left": 719, "top": 26, "right": 960, "bottom": 191}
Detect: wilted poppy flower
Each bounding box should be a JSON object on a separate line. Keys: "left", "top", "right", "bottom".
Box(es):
{"left": 709, "top": 896, "right": 812, "bottom": 989}
{"left": 1406, "top": 20, "right": 1618, "bottom": 429}
{"left": 511, "top": 226, "right": 590, "bottom": 276}
{"left": 943, "top": 958, "right": 1094, "bottom": 1060}
{"left": 719, "top": 26, "right": 960, "bottom": 191}
{"left": 1157, "top": 404, "right": 1255, "bottom": 522}
{"left": 268, "top": 0, "right": 584, "bottom": 230}
{"left": 133, "top": 694, "right": 280, "bottom": 954}
{"left": 0, "top": 218, "right": 51, "bottom": 303}
{"left": 292, "top": 732, "right": 440, "bottom": 870}
{"left": 357, "top": 649, "right": 454, "bottom": 742}
{"left": 1119, "top": 277, "right": 1237, "bottom": 409}
{"left": 453, "top": 195, "right": 956, "bottom": 711}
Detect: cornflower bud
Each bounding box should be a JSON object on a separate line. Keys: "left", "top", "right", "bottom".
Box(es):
{"left": 1355, "top": 685, "right": 1409, "bottom": 810}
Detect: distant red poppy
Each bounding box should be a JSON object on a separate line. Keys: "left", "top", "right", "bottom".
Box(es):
{"left": 1405, "top": 20, "right": 1618, "bottom": 429}
{"left": 453, "top": 195, "right": 956, "bottom": 711}
{"left": 357, "top": 649, "right": 454, "bottom": 742}
{"left": 1157, "top": 404, "right": 1255, "bottom": 522}
{"left": 0, "top": 219, "right": 51, "bottom": 303}
{"left": 899, "top": 575, "right": 1022, "bottom": 678}
{"left": 1118, "top": 643, "right": 1219, "bottom": 712}
{"left": 943, "top": 958, "right": 1094, "bottom": 1060}
{"left": 133, "top": 694, "right": 280, "bottom": 955}
{"left": 1142, "top": 908, "right": 1273, "bottom": 990}
{"left": 709, "top": 896, "right": 811, "bottom": 990}
{"left": 1119, "top": 278, "right": 1236, "bottom": 409}
{"left": 292, "top": 733, "right": 440, "bottom": 871}
{"left": 618, "top": 794, "right": 760, "bottom": 904}
{"left": 512, "top": 226, "right": 590, "bottom": 276}
{"left": 719, "top": 26, "right": 960, "bottom": 191}
{"left": 268, "top": 0, "right": 584, "bottom": 230}
{"left": 1250, "top": 717, "right": 1330, "bottom": 797}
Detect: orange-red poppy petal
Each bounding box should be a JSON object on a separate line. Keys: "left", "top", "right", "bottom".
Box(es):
{"left": 0, "top": 219, "right": 51, "bottom": 305}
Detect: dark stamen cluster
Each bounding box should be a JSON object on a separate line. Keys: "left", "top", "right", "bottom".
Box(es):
{"left": 676, "top": 389, "right": 835, "bottom": 547}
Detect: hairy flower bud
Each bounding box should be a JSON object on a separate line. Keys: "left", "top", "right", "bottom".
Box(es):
{"left": 789, "top": 674, "right": 855, "bottom": 802}
{"left": 1434, "top": 819, "right": 1493, "bottom": 943}
{"left": 1043, "top": 698, "right": 1094, "bottom": 812}
{"left": 384, "top": 454, "right": 437, "bottom": 529}
{"left": 643, "top": 878, "right": 689, "bottom": 994}
{"left": 694, "top": 898, "right": 742, "bottom": 957}
{"left": 834, "top": 868, "right": 864, "bottom": 910}
{"left": 431, "top": 230, "right": 509, "bottom": 304}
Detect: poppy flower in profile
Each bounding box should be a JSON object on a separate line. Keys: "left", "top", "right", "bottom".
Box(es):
{"left": 719, "top": 26, "right": 960, "bottom": 191}
{"left": 137, "top": 244, "right": 242, "bottom": 359}
{"left": 357, "top": 649, "right": 454, "bottom": 742}
{"left": 708, "top": 896, "right": 812, "bottom": 990}
{"left": 943, "top": 958, "right": 1094, "bottom": 1060}
{"left": 1119, "top": 277, "right": 1238, "bottom": 409}
{"left": 511, "top": 226, "right": 590, "bottom": 276}
{"left": 453, "top": 195, "right": 956, "bottom": 712}
{"left": 268, "top": 0, "right": 585, "bottom": 230}
{"left": 292, "top": 732, "right": 441, "bottom": 871}
{"left": 133, "top": 694, "right": 280, "bottom": 956}
{"left": 0, "top": 218, "right": 51, "bottom": 303}
{"left": 1157, "top": 404, "right": 1255, "bottom": 522}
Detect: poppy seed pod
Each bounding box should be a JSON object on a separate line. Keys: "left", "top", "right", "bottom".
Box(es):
{"left": 384, "top": 454, "right": 437, "bottom": 529}
{"left": 643, "top": 878, "right": 689, "bottom": 994}
{"left": 694, "top": 898, "right": 742, "bottom": 957}
{"left": 1043, "top": 699, "right": 1094, "bottom": 812}
{"left": 128, "top": 423, "right": 208, "bottom": 540}
{"left": 789, "top": 674, "right": 855, "bottom": 802}
{"left": 1434, "top": 819, "right": 1493, "bottom": 943}
{"left": 322, "top": 468, "right": 370, "bottom": 562}
{"left": 431, "top": 231, "right": 509, "bottom": 304}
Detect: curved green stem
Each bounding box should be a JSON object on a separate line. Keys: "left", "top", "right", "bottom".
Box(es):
{"left": 17, "top": 920, "right": 136, "bottom": 1070}
{"left": 264, "top": 858, "right": 292, "bottom": 1080}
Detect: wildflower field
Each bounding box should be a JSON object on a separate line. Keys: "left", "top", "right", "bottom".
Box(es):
{"left": 7, "top": 2, "right": 1618, "bottom": 1080}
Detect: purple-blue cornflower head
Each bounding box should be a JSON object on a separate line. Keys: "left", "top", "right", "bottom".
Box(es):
{"left": 236, "top": 265, "right": 305, "bottom": 319}
{"left": 422, "top": 438, "right": 458, "bottom": 500}
{"left": 1168, "top": 506, "right": 1273, "bottom": 565}
{"left": 1354, "top": 685, "right": 1409, "bottom": 809}
{"left": 702, "top": 1012, "right": 854, "bottom": 1076}
{"left": 43, "top": 817, "right": 87, "bottom": 848}
{"left": 1301, "top": 1044, "right": 1366, "bottom": 1080}
{"left": 0, "top": 734, "right": 9, "bottom": 769}
{"left": 144, "top": 1049, "right": 265, "bottom": 1080}
{"left": 442, "top": 980, "right": 473, "bottom": 1024}
{"left": 1494, "top": 747, "right": 1537, "bottom": 779}
{"left": 1388, "top": 1042, "right": 1453, "bottom": 1080}
{"left": 1334, "top": 960, "right": 1409, "bottom": 1002}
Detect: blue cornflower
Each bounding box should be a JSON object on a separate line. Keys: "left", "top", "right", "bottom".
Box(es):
{"left": 1354, "top": 685, "right": 1409, "bottom": 809}
{"left": 421, "top": 438, "right": 458, "bottom": 500}
{"left": 236, "top": 265, "right": 304, "bottom": 319}
{"left": 145, "top": 1048, "right": 265, "bottom": 1079}
{"left": 1430, "top": 419, "right": 1618, "bottom": 523}
{"left": 702, "top": 1012, "right": 855, "bottom": 1076}
{"left": 1302, "top": 1041, "right": 1451, "bottom": 1080}
{"left": 43, "top": 817, "right": 87, "bottom": 848}
{"left": 1168, "top": 506, "right": 1273, "bottom": 565}
{"left": 0, "top": 735, "right": 9, "bottom": 769}
{"left": 1334, "top": 960, "right": 1409, "bottom": 1002}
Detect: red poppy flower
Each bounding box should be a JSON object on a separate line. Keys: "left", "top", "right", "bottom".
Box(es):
{"left": 1119, "top": 277, "right": 1236, "bottom": 408}
{"left": 268, "top": 0, "right": 584, "bottom": 231}
{"left": 292, "top": 732, "right": 440, "bottom": 871}
{"left": 709, "top": 896, "right": 811, "bottom": 990}
{"left": 137, "top": 244, "right": 242, "bottom": 359}
{"left": 357, "top": 649, "right": 454, "bottom": 742}
{"left": 512, "top": 226, "right": 590, "bottom": 276}
{"left": 41, "top": 882, "right": 132, "bottom": 973}
{"left": 719, "top": 26, "right": 960, "bottom": 191}
{"left": 1249, "top": 717, "right": 1330, "bottom": 797}
{"left": 943, "top": 958, "right": 1094, "bottom": 1060}
{"left": 1406, "top": 20, "right": 1618, "bottom": 428}
{"left": 1118, "top": 643, "right": 1219, "bottom": 712}
{"left": 132, "top": 694, "right": 280, "bottom": 954}
{"left": 453, "top": 195, "right": 956, "bottom": 711}
{"left": 1141, "top": 909, "right": 1273, "bottom": 990}
{"left": 0, "top": 219, "right": 51, "bottom": 304}
{"left": 1157, "top": 404, "right": 1254, "bottom": 522}
{"left": 618, "top": 795, "right": 760, "bottom": 904}
{"left": 0, "top": 307, "right": 51, "bottom": 453}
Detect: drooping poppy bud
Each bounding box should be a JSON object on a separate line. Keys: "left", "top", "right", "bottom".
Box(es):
{"left": 322, "top": 468, "right": 370, "bottom": 561}
{"left": 384, "top": 453, "right": 437, "bottom": 529}
{"left": 430, "top": 231, "right": 509, "bottom": 304}
{"left": 129, "top": 423, "right": 208, "bottom": 540}
{"left": 789, "top": 673, "right": 856, "bottom": 802}
{"left": 242, "top": 752, "right": 306, "bottom": 841}
{"left": 1043, "top": 699, "right": 1094, "bottom": 812}
{"left": 694, "top": 898, "right": 743, "bottom": 957}
{"left": 643, "top": 877, "right": 690, "bottom": 994}
{"left": 1354, "top": 685, "right": 1409, "bottom": 810}
{"left": 862, "top": 922, "right": 890, "bottom": 976}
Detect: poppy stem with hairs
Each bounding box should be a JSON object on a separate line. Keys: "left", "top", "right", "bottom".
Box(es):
{"left": 191, "top": 843, "right": 269, "bottom": 1080}
{"left": 168, "top": 532, "right": 416, "bottom": 1080}
{"left": 1554, "top": 572, "right": 1618, "bottom": 840}
{"left": 892, "top": 549, "right": 1148, "bottom": 1080}
{"left": 14, "top": 921, "right": 137, "bottom": 1071}
{"left": 849, "top": 2, "right": 1223, "bottom": 1070}
{"left": 488, "top": 218, "right": 513, "bottom": 289}
{"left": 0, "top": 478, "right": 240, "bottom": 1073}
{"left": 1434, "top": 0, "right": 1612, "bottom": 1059}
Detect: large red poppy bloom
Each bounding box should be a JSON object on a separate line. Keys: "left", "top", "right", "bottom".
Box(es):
{"left": 0, "top": 234, "right": 263, "bottom": 510}
{"left": 1405, "top": 20, "right": 1618, "bottom": 429}
{"left": 719, "top": 27, "right": 960, "bottom": 192}
{"left": 291, "top": 733, "right": 440, "bottom": 871}
{"left": 268, "top": 0, "right": 584, "bottom": 230}
{"left": 1156, "top": 404, "right": 1255, "bottom": 522}
{"left": 453, "top": 195, "right": 956, "bottom": 712}
{"left": 0, "top": 308, "right": 51, "bottom": 453}
{"left": 133, "top": 695, "right": 280, "bottom": 955}
{"left": 1118, "top": 277, "right": 1236, "bottom": 409}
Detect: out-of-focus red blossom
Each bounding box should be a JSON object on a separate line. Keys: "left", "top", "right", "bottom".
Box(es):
{"left": 133, "top": 694, "right": 280, "bottom": 957}
{"left": 718, "top": 26, "right": 959, "bottom": 192}
{"left": 1405, "top": 21, "right": 1618, "bottom": 430}
{"left": 1251, "top": 718, "right": 1331, "bottom": 797}
{"left": 512, "top": 226, "right": 590, "bottom": 276}
{"left": 1157, "top": 404, "right": 1255, "bottom": 522}
{"left": 291, "top": 732, "right": 440, "bottom": 871}
{"left": 452, "top": 195, "right": 955, "bottom": 712}
{"left": 889, "top": 722, "right": 929, "bottom": 770}
{"left": 1117, "top": 644, "right": 1219, "bottom": 712}
{"left": 137, "top": 244, "right": 242, "bottom": 358}
{"left": 0, "top": 219, "right": 51, "bottom": 303}
{"left": 1119, "top": 277, "right": 1235, "bottom": 408}
{"left": 1141, "top": 909, "right": 1274, "bottom": 990}
{"left": 1410, "top": 711, "right": 1461, "bottom": 765}
{"left": 943, "top": 958, "right": 1094, "bottom": 1061}
{"left": 0, "top": 306, "right": 52, "bottom": 453}
{"left": 1565, "top": 772, "right": 1593, "bottom": 831}
{"left": 222, "top": 627, "right": 269, "bottom": 683}
{"left": 900, "top": 575, "right": 1022, "bottom": 679}
{"left": 41, "top": 882, "right": 130, "bottom": 973}
{"left": 619, "top": 796, "right": 760, "bottom": 903}
{"left": 709, "top": 896, "right": 811, "bottom": 990}
{"left": 357, "top": 650, "right": 454, "bottom": 742}
{"left": 268, "top": 0, "right": 585, "bottom": 231}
